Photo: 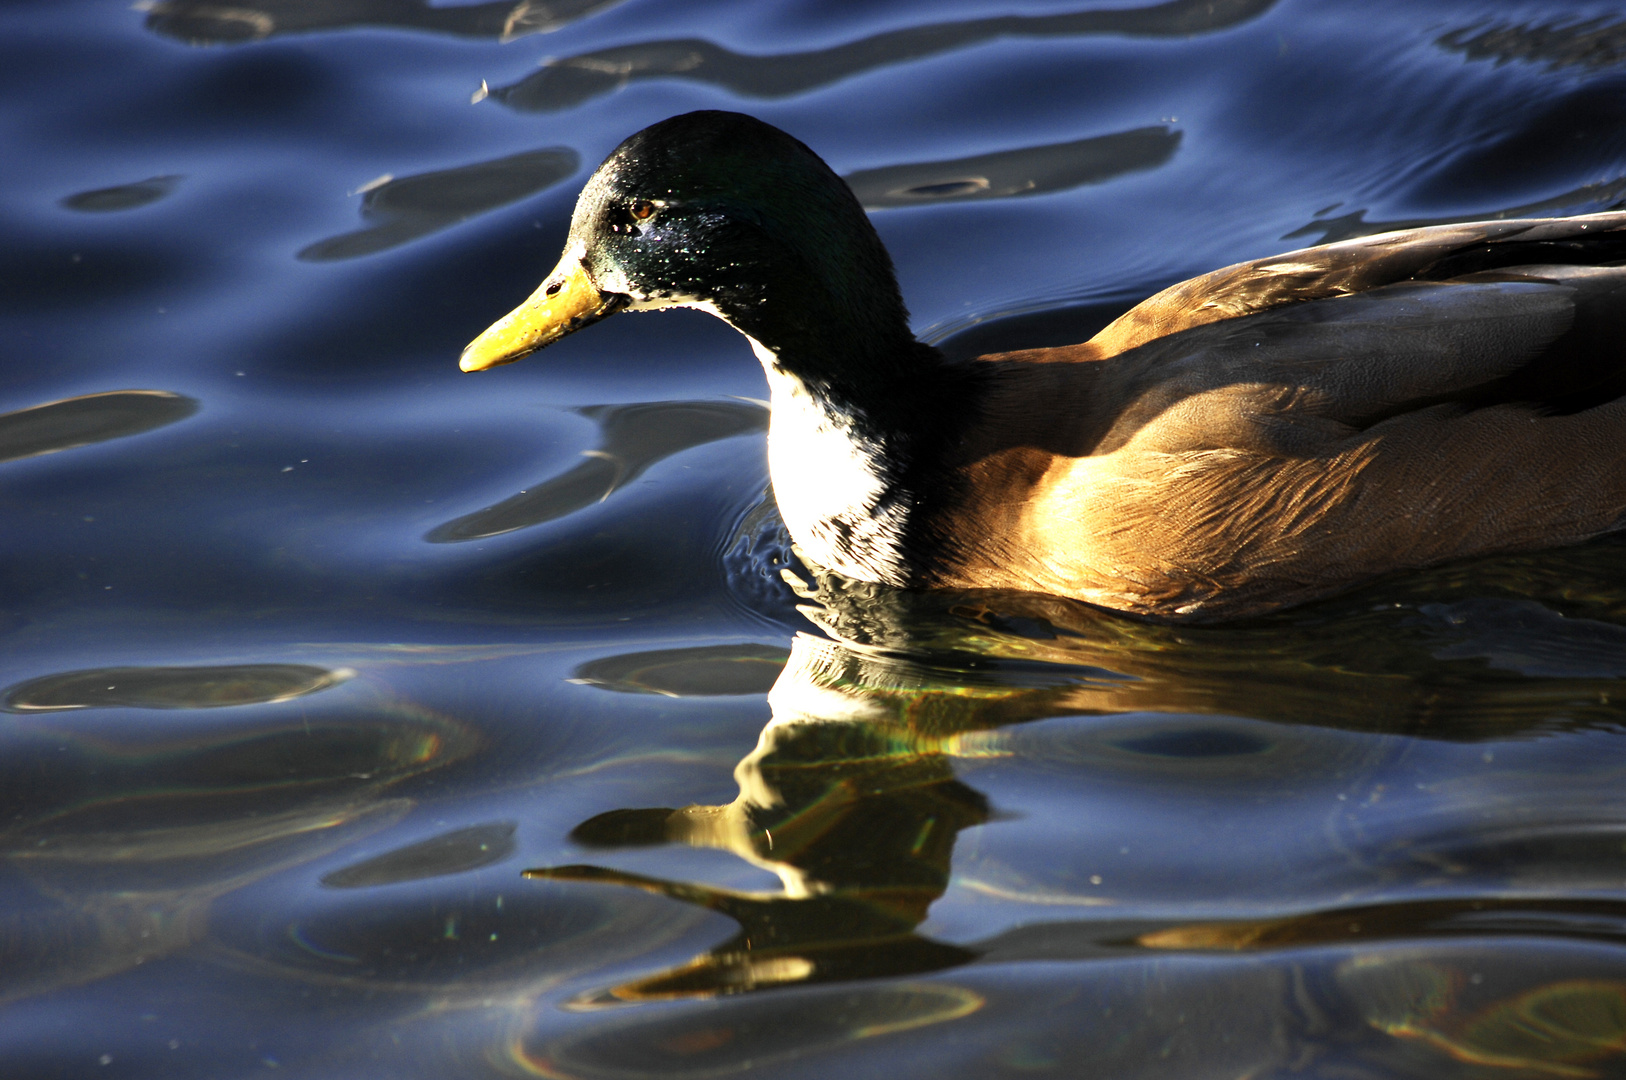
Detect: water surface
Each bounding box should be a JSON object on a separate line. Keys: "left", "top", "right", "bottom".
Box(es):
{"left": 4, "top": 0, "right": 1626, "bottom": 1076}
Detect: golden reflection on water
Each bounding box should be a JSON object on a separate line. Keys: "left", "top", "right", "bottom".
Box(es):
{"left": 1394, "top": 979, "right": 1626, "bottom": 1078}
{"left": 515, "top": 550, "right": 1626, "bottom": 1075}
{"left": 0, "top": 794, "right": 413, "bottom": 1005}
{"left": 3, "top": 661, "right": 351, "bottom": 711}
{"left": 529, "top": 631, "right": 997, "bottom": 1003}
{"left": 0, "top": 669, "right": 477, "bottom": 1004}
{"left": 1345, "top": 958, "right": 1626, "bottom": 1078}
{"left": 781, "top": 549, "right": 1626, "bottom": 737}
{"left": 524, "top": 614, "right": 1367, "bottom": 1004}
{"left": 509, "top": 981, "right": 984, "bottom": 1080}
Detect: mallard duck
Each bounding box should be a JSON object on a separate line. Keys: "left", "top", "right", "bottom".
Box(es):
{"left": 460, "top": 111, "right": 1626, "bottom": 621}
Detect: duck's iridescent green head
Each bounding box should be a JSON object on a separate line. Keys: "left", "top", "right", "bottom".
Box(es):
{"left": 460, "top": 111, "right": 914, "bottom": 377}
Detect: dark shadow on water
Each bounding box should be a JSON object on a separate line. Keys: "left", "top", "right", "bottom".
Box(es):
{"left": 145, "top": 0, "right": 625, "bottom": 44}
{"left": 493, "top": 0, "right": 1278, "bottom": 112}
{"left": 2, "top": 662, "right": 351, "bottom": 711}
{"left": 1286, "top": 173, "right": 1626, "bottom": 245}
{"left": 0, "top": 391, "right": 198, "bottom": 464}
{"left": 60, "top": 175, "right": 181, "bottom": 213}
{"left": 1420, "top": 598, "right": 1626, "bottom": 679}
{"left": 1439, "top": 15, "right": 1626, "bottom": 73}
{"left": 569, "top": 644, "right": 789, "bottom": 696}
{"left": 322, "top": 821, "right": 516, "bottom": 887}
{"left": 299, "top": 147, "right": 579, "bottom": 262}
{"left": 987, "top": 897, "right": 1626, "bottom": 958}
{"left": 427, "top": 400, "right": 766, "bottom": 542}
{"left": 845, "top": 127, "right": 1179, "bottom": 210}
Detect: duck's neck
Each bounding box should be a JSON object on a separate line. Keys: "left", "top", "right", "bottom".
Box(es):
{"left": 743, "top": 332, "right": 967, "bottom": 587}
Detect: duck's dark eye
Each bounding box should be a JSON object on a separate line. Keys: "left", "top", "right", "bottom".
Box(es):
{"left": 629, "top": 199, "right": 656, "bottom": 221}
{"left": 544, "top": 281, "right": 562, "bottom": 296}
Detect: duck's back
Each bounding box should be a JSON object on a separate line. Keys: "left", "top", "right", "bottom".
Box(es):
{"left": 930, "top": 214, "right": 1626, "bottom": 620}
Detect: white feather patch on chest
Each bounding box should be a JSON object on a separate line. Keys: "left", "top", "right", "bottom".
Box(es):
{"left": 748, "top": 337, "right": 910, "bottom": 586}
{"left": 600, "top": 279, "right": 913, "bottom": 584}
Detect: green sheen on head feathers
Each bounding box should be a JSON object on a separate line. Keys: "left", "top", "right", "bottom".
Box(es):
{"left": 570, "top": 111, "right": 917, "bottom": 386}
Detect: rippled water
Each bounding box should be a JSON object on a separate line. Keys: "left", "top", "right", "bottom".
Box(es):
{"left": 5, "top": 0, "right": 1626, "bottom": 1075}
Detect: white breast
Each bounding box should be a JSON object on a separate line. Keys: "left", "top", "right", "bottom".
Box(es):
{"left": 750, "top": 338, "right": 910, "bottom": 585}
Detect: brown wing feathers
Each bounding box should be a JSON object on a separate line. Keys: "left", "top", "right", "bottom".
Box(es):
{"left": 1089, "top": 212, "right": 1626, "bottom": 359}
{"left": 935, "top": 214, "right": 1626, "bottom": 619}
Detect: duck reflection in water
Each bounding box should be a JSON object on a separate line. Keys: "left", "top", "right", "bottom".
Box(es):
{"left": 530, "top": 544, "right": 1626, "bottom": 1003}
{"left": 529, "top": 630, "right": 1004, "bottom": 1002}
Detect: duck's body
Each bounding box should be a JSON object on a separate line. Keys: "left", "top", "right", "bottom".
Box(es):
{"left": 461, "top": 111, "right": 1626, "bottom": 621}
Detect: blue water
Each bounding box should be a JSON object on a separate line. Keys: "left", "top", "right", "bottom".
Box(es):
{"left": 4, "top": 0, "right": 1626, "bottom": 1076}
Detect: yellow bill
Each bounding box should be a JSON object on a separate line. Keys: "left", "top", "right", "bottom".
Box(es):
{"left": 459, "top": 248, "right": 625, "bottom": 372}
